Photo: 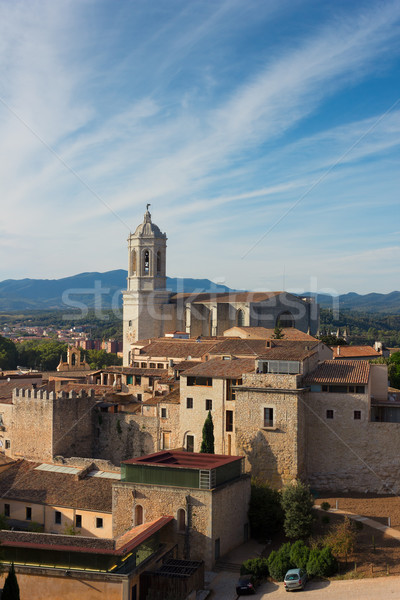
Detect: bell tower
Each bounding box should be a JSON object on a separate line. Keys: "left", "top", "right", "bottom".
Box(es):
{"left": 123, "top": 206, "right": 172, "bottom": 365}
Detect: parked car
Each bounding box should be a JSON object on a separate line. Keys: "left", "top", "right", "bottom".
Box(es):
{"left": 284, "top": 568, "right": 308, "bottom": 591}
{"left": 236, "top": 575, "right": 257, "bottom": 595}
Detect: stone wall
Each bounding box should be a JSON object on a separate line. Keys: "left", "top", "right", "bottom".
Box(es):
{"left": 235, "top": 385, "right": 305, "bottom": 487}
{"left": 52, "top": 391, "right": 97, "bottom": 459}
{"left": 179, "top": 378, "right": 227, "bottom": 453}
{"left": 112, "top": 476, "right": 250, "bottom": 569}
{"left": 304, "top": 391, "right": 400, "bottom": 493}
{"left": 94, "top": 411, "right": 158, "bottom": 464}
{"left": 11, "top": 389, "right": 55, "bottom": 462}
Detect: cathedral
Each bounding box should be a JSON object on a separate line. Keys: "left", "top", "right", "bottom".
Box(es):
{"left": 122, "top": 207, "right": 319, "bottom": 365}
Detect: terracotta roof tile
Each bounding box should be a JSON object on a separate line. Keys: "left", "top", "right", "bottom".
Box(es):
{"left": 258, "top": 340, "right": 320, "bottom": 361}
{"left": 332, "top": 345, "right": 381, "bottom": 358}
{"left": 181, "top": 357, "right": 255, "bottom": 378}
{"left": 224, "top": 327, "right": 317, "bottom": 341}
{"left": 0, "top": 460, "right": 113, "bottom": 512}
{"left": 304, "top": 360, "right": 371, "bottom": 385}
{"left": 138, "top": 340, "right": 220, "bottom": 359}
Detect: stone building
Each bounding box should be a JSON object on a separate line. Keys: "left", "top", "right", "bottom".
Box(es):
{"left": 112, "top": 450, "right": 251, "bottom": 570}
{"left": 56, "top": 345, "right": 91, "bottom": 372}
{"left": 122, "top": 208, "right": 319, "bottom": 365}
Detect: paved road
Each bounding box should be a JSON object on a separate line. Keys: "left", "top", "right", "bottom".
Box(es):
{"left": 208, "top": 572, "right": 400, "bottom": 599}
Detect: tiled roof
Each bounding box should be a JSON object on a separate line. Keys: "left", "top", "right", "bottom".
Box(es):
{"left": 171, "top": 291, "right": 283, "bottom": 303}
{"left": 304, "top": 360, "right": 371, "bottom": 385}
{"left": 173, "top": 360, "right": 200, "bottom": 371}
{"left": 123, "top": 450, "right": 243, "bottom": 470}
{"left": 332, "top": 345, "right": 381, "bottom": 358}
{"left": 0, "top": 460, "right": 113, "bottom": 512}
{"left": 138, "top": 340, "right": 219, "bottom": 359}
{"left": 208, "top": 338, "right": 267, "bottom": 357}
{"left": 0, "top": 516, "right": 173, "bottom": 556}
{"left": 0, "top": 379, "right": 44, "bottom": 402}
{"left": 181, "top": 357, "right": 255, "bottom": 378}
{"left": 258, "top": 340, "right": 320, "bottom": 361}
{"left": 223, "top": 327, "right": 317, "bottom": 341}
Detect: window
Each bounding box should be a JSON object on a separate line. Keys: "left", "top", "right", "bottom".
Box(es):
{"left": 135, "top": 375, "right": 141, "bottom": 385}
{"left": 128, "top": 319, "right": 132, "bottom": 326}
{"left": 263, "top": 407, "right": 274, "bottom": 428}
{"left": 5, "top": 440, "right": 10, "bottom": 449}
{"left": 157, "top": 363, "right": 164, "bottom": 369}
{"left": 75, "top": 514, "right": 82, "bottom": 528}
{"left": 141, "top": 362, "right": 147, "bottom": 368}
{"left": 186, "top": 397, "right": 193, "bottom": 409}
{"left": 187, "top": 376, "right": 212, "bottom": 387}
{"left": 356, "top": 386, "right": 365, "bottom": 394}
{"left": 26, "top": 507, "right": 32, "bottom": 521}
{"left": 96, "top": 517, "right": 103, "bottom": 528}
{"left": 161, "top": 408, "right": 167, "bottom": 418}
{"left": 135, "top": 505, "right": 143, "bottom": 526}
{"left": 157, "top": 251, "right": 161, "bottom": 274}
{"left": 55, "top": 511, "right": 62, "bottom": 525}
{"left": 354, "top": 410, "right": 361, "bottom": 420}
{"left": 206, "top": 399, "right": 212, "bottom": 411}
{"left": 326, "top": 410, "right": 334, "bottom": 419}
{"left": 150, "top": 362, "right": 156, "bottom": 368}
{"left": 177, "top": 508, "right": 186, "bottom": 532}
{"left": 186, "top": 435, "right": 194, "bottom": 452}
{"left": 162, "top": 431, "right": 170, "bottom": 449}
{"left": 237, "top": 309, "right": 245, "bottom": 326}
{"left": 137, "top": 393, "right": 142, "bottom": 402}
{"left": 143, "top": 250, "right": 150, "bottom": 275}
{"left": 127, "top": 375, "right": 133, "bottom": 385}
{"left": 131, "top": 250, "right": 137, "bottom": 275}
{"left": 4, "top": 504, "right": 10, "bottom": 517}
{"left": 226, "top": 410, "right": 233, "bottom": 432}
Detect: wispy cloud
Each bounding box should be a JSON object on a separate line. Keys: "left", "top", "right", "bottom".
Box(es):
{"left": 0, "top": 1, "right": 399, "bottom": 292}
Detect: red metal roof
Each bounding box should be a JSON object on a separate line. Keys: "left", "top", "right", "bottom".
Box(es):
{"left": 122, "top": 450, "right": 243, "bottom": 470}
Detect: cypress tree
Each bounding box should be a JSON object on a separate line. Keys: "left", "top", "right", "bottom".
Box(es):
{"left": 200, "top": 411, "right": 214, "bottom": 454}
{"left": 2, "top": 563, "right": 20, "bottom": 600}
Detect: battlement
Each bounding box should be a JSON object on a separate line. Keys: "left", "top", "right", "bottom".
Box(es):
{"left": 12, "top": 388, "right": 96, "bottom": 401}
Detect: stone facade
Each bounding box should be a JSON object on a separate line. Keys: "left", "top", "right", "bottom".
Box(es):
{"left": 235, "top": 373, "right": 306, "bottom": 487}
{"left": 304, "top": 389, "right": 400, "bottom": 493}
{"left": 112, "top": 474, "right": 250, "bottom": 570}
{"left": 10, "top": 389, "right": 96, "bottom": 462}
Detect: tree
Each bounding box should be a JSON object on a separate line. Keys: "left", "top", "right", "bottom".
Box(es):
{"left": 2, "top": 563, "right": 20, "bottom": 600}
{"left": 200, "top": 411, "right": 214, "bottom": 453}
{"left": 324, "top": 517, "right": 357, "bottom": 563}
{"left": 272, "top": 323, "right": 284, "bottom": 339}
{"left": 248, "top": 479, "right": 284, "bottom": 540}
{"left": 281, "top": 481, "right": 314, "bottom": 539}
{"left": 0, "top": 336, "right": 18, "bottom": 370}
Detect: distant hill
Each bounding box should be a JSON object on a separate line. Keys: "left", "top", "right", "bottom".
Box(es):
{"left": 0, "top": 270, "right": 236, "bottom": 311}
{"left": 0, "top": 271, "right": 399, "bottom": 313}
{"left": 305, "top": 291, "right": 400, "bottom": 314}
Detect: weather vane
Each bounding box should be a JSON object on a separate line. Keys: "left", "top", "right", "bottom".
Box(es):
{"left": 146, "top": 203, "right": 151, "bottom": 211}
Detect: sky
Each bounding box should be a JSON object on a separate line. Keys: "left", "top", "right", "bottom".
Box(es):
{"left": 0, "top": 0, "right": 400, "bottom": 295}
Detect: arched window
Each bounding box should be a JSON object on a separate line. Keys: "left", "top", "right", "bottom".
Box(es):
{"left": 131, "top": 250, "right": 137, "bottom": 275}
{"left": 135, "top": 504, "right": 143, "bottom": 526}
{"left": 237, "top": 309, "right": 245, "bottom": 326}
{"left": 71, "top": 353, "right": 76, "bottom": 366}
{"left": 177, "top": 508, "right": 186, "bottom": 532}
{"left": 143, "top": 250, "right": 150, "bottom": 275}
{"left": 277, "top": 311, "right": 294, "bottom": 328}
{"left": 156, "top": 251, "right": 161, "bottom": 274}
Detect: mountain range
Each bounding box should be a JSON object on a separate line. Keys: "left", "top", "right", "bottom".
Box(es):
{"left": 0, "top": 270, "right": 399, "bottom": 313}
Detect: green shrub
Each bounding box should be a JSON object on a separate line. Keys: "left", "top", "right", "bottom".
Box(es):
{"left": 240, "top": 557, "right": 269, "bottom": 579}
{"left": 289, "top": 540, "right": 310, "bottom": 569}
{"left": 321, "top": 501, "right": 331, "bottom": 511}
{"left": 321, "top": 515, "right": 330, "bottom": 525}
{"left": 268, "top": 543, "right": 294, "bottom": 581}
{"left": 248, "top": 479, "right": 284, "bottom": 540}
{"left": 281, "top": 481, "right": 314, "bottom": 539}
{"left": 306, "top": 547, "right": 337, "bottom": 577}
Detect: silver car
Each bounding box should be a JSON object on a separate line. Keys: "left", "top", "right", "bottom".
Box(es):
{"left": 284, "top": 568, "right": 308, "bottom": 591}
